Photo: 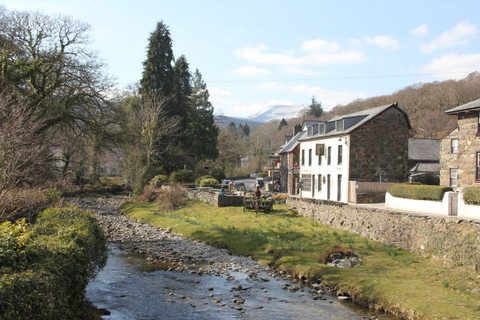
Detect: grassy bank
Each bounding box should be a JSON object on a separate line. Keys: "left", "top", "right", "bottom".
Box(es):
{"left": 123, "top": 200, "right": 480, "bottom": 319}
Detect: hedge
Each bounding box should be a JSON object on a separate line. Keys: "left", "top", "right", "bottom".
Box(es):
{"left": 463, "top": 186, "right": 480, "bottom": 205}
{"left": 388, "top": 184, "right": 453, "bottom": 201}
{"left": 170, "top": 169, "right": 194, "bottom": 183}
{"left": 195, "top": 175, "right": 215, "bottom": 186}
{"left": 0, "top": 207, "right": 107, "bottom": 320}
{"left": 198, "top": 178, "right": 220, "bottom": 188}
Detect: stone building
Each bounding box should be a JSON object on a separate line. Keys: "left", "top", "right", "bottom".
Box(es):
{"left": 440, "top": 98, "right": 480, "bottom": 187}
{"left": 278, "top": 121, "right": 321, "bottom": 194}
{"left": 408, "top": 138, "right": 440, "bottom": 182}
{"left": 299, "top": 103, "right": 411, "bottom": 203}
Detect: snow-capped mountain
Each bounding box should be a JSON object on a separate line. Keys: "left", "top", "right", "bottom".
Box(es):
{"left": 247, "top": 105, "right": 306, "bottom": 123}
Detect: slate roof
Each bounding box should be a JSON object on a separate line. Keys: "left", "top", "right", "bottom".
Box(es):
{"left": 408, "top": 138, "right": 440, "bottom": 162}
{"left": 279, "top": 131, "right": 306, "bottom": 154}
{"left": 445, "top": 98, "right": 480, "bottom": 114}
{"left": 410, "top": 162, "right": 440, "bottom": 173}
{"left": 303, "top": 120, "right": 323, "bottom": 127}
{"left": 300, "top": 103, "right": 410, "bottom": 141}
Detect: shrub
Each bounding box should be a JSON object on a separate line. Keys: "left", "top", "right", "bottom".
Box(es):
{"left": 170, "top": 169, "right": 194, "bottom": 183}
{"left": 150, "top": 174, "right": 169, "bottom": 188}
{"left": 138, "top": 184, "right": 161, "bottom": 202}
{"left": 195, "top": 175, "right": 215, "bottom": 186}
{"left": 157, "top": 185, "right": 188, "bottom": 211}
{"left": 463, "top": 186, "right": 480, "bottom": 205}
{"left": 199, "top": 178, "right": 220, "bottom": 188}
{"left": 0, "top": 207, "right": 107, "bottom": 320}
{"left": 388, "top": 184, "right": 453, "bottom": 201}
{"left": 211, "top": 168, "right": 226, "bottom": 182}
{"left": 0, "top": 188, "right": 62, "bottom": 223}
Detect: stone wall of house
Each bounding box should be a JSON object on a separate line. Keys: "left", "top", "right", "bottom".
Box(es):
{"left": 349, "top": 106, "right": 410, "bottom": 182}
{"left": 288, "top": 197, "right": 480, "bottom": 269}
{"left": 440, "top": 112, "right": 480, "bottom": 187}
{"left": 187, "top": 189, "right": 244, "bottom": 207}
{"left": 440, "top": 127, "right": 459, "bottom": 186}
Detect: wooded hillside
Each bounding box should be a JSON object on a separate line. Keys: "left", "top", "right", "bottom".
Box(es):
{"left": 327, "top": 72, "right": 480, "bottom": 138}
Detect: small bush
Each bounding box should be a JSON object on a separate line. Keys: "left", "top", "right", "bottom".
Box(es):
{"left": 388, "top": 184, "right": 453, "bottom": 201}
{"left": 170, "top": 169, "right": 194, "bottom": 183}
{"left": 139, "top": 184, "right": 161, "bottom": 202}
{"left": 463, "top": 186, "right": 480, "bottom": 205}
{"left": 157, "top": 185, "right": 188, "bottom": 211}
{"left": 0, "top": 188, "right": 62, "bottom": 223}
{"left": 150, "top": 174, "right": 169, "bottom": 188}
{"left": 211, "top": 168, "right": 226, "bottom": 182}
{"left": 195, "top": 175, "right": 215, "bottom": 186}
{"left": 0, "top": 207, "right": 107, "bottom": 320}
{"left": 199, "top": 178, "right": 220, "bottom": 188}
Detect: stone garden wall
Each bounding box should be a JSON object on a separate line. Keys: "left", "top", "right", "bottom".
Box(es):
{"left": 288, "top": 197, "right": 480, "bottom": 270}
{"left": 187, "top": 189, "right": 243, "bottom": 207}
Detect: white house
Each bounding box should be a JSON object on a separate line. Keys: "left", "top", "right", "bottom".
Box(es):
{"left": 298, "top": 103, "right": 411, "bottom": 203}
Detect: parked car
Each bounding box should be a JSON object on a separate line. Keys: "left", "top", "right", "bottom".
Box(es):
{"left": 250, "top": 172, "right": 259, "bottom": 179}
{"left": 221, "top": 179, "right": 231, "bottom": 188}
{"left": 234, "top": 181, "right": 246, "bottom": 191}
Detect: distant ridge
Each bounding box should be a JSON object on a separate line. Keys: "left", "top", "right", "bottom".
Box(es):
{"left": 214, "top": 115, "right": 261, "bottom": 128}
{"left": 247, "top": 105, "right": 306, "bottom": 122}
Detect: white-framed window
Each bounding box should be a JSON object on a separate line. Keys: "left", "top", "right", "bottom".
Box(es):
{"left": 327, "top": 146, "right": 332, "bottom": 165}
{"left": 301, "top": 174, "right": 312, "bottom": 191}
{"left": 338, "top": 145, "right": 343, "bottom": 165}
{"left": 450, "top": 139, "right": 458, "bottom": 154}
{"left": 317, "top": 174, "right": 322, "bottom": 191}
{"left": 336, "top": 119, "right": 344, "bottom": 131}
{"left": 308, "top": 149, "right": 312, "bottom": 166}
{"left": 301, "top": 149, "right": 305, "bottom": 166}
{"left": 450, "top": 168, "right": 459, "bottom": 187}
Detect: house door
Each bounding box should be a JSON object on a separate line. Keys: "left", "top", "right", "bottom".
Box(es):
{"left": 337, "top": 174, "right": 342, "bottom": 201}
{"left": 312, "top": 175, "right": 315, "bottom": 198}
{"left": 327, "top": 174, "right": 331, "bottom": 200}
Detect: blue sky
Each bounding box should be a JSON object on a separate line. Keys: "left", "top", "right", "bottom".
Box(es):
{"left": 4, "top": 0, "right": 480, "bottom": 117}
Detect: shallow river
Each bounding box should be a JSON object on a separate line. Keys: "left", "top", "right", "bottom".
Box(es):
{"left": 87, "top": 246, "right": 388, "bottom": 320}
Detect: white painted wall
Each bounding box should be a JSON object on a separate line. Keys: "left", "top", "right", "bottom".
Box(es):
{"left": 299, "top": 135, "right": 350, "bottom": 203}
{"left": 385, "top": 192, "right": 456, "bottom": 216}
{"left": 457, "top": 193, "right": 480, "bottom": 220}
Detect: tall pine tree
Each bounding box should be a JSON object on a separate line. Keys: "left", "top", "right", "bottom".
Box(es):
{"left": 188, "top": 69, "right": 219, "bottom": 160}
{"left": 140, "top": 21, "right": 175, "bottom": 113}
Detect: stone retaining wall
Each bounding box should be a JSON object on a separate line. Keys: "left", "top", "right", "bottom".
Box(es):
{"left": 288, "top": 197, "right": 480, "bottom": 269}
{"left": 187, "top": 189, "right": 243, "bottom": 207}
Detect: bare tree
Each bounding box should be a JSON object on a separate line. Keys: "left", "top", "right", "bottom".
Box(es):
{"left": 0, "top": 90, "right": 48, "bottom": 201}
{"left": 120, "top": 93, "right": 180, "bottom": 194}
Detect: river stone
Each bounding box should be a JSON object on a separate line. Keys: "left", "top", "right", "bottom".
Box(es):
{"left": 337, "top": 259, "right": 352, "bottom": 269}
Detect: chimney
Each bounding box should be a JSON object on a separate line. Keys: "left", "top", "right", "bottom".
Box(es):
{"left": 293, "top": 124, "right": 302, "bottom": 136}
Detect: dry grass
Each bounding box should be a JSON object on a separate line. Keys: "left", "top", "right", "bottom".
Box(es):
{"left": 0, "top": 188, "right": 62, "bottom": 222}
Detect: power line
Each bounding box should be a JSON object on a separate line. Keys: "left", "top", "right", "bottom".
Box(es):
{"left": 207, "top": 71, "right": 472, "bottom": 84}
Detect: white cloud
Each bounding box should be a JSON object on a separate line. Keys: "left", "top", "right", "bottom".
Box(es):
{"left": 258, "top": 82, "right": 368, "bottom": 109}
{"left": 301, "top": 38, "right": 340, "bottom": 52}
{"left": 364, "top": 35, "right": 400, "bottom": 50}
{"left": 420, "top": 21, "right": 478, "bottom": 53}
{"left": 421, "top": 53, "right": 480, "bottom": 79}
{"left": 235, "top": 43, "right": 366, "bottom": 67}
{"left": 280, "top": 67, "right": 319, "bottom": 76}
{"left": 232, "top": 65, "right": 270, "bottom": 77}
{"left": 410, "top": 24, "right": 429, "bottom": 37}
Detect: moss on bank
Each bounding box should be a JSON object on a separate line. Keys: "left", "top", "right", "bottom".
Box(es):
{"left": 123, "top": 200, "right": 480, "bottom": 320}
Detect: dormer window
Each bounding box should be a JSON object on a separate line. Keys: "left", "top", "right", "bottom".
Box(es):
{"left": 312, "top": 125, "right": 319, "bottom": 135}
{"left": 319, "top": 123, "right": 325, "bottom": 134}
{"left": 307, "top": 126, "right": 313, "bottom": 136}
{"left": 336, "top": 119, "right": 344, "bottom": 131}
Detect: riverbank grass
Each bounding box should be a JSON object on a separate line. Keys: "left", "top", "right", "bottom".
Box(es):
{"left": 123, "top": 200, "right": 480, "bottom": 320}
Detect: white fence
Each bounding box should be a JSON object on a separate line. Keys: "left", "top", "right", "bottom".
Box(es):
{"left": 386, "top": 191, "right": 480, "bottom": 220}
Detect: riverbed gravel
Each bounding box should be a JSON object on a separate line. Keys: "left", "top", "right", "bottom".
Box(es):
{"left": 70, "top": 196, "right": 271, "bottom": 277}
